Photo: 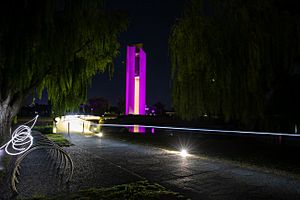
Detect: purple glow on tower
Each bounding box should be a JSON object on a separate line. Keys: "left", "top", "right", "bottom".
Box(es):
{"left": 139, "top": 48, "right": 146, "bottom": 115}
{"left": 125, "top": 44, "right": 146, "bottom": 115}
{"left": 128, "top": 125, "right": 146, "bottom": 133}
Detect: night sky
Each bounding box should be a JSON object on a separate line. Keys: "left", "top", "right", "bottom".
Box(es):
{"left": 87, "top": 0, "right": 186, "bottom": 109}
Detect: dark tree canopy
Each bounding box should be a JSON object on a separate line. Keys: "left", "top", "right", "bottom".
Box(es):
{"left": 0, "top": 0, "right": 127, "bottom": 140}
{"left": 169, "top": 0, "right": 300, "bottom": 129}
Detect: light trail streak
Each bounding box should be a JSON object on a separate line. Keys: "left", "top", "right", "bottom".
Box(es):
{"left": 99, "top": 123, "right": 300, "bottom": 137}
{"left": 0, "top": 115, "right": 38, "bottom": 155}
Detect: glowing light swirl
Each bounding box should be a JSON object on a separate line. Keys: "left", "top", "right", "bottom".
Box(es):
{"left": 0, "top": 115, "right": 38, "bottom": 156}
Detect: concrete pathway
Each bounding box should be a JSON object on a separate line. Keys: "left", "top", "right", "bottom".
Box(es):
{"left": 63, "top": 133, "right": 300, "bottom": 200}
{"left": 1, "top": 132, "right": 300, "bottom": 199}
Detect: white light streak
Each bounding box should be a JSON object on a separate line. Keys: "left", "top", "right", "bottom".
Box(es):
{"left": 54, "top": 115, "right": 300, "bottom": 138}
{"left": 99, "top": 124, "right": 300, "bottom": 137}
{"left": 0, "top": 115, "right": 38, "bottom": 156}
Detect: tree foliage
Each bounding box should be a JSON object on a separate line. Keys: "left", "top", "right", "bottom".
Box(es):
{"left": 0, "top": 0, "right": 127, "bottom": 116}
{"left": 0, "top": 0, "right": 127, "bottom": 141}
{"left": 169, "top": 0, "right": 300, "bottom": 128}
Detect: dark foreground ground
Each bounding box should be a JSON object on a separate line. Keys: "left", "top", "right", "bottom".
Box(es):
{"left": 1, "top": 129, "right": 300, "bottom": 200}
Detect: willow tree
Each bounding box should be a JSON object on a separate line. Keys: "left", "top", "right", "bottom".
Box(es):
{"left": 0, "top": 0, "right": 127, "bottom": 141}
{"left": 169, "top": 0, "right": 300, "bottom": 128}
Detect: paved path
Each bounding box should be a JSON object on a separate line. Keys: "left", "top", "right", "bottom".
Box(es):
{"left": 2, "top": 132, "right": 300, "bottom": 199}
{"left": 64, "top": 133, "right": 300, "bottom": 200}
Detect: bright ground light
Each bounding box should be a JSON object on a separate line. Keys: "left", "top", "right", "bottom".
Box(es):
{"left": 180, "top": 149, "right": 188, "bottom": 157}
{"left": 95, "top": 132, "right": 103, "bottom": 137}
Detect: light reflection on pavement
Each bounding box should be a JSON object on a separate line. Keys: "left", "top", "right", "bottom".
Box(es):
{"left": 64, "top": 132, "right": 300, "bottom": 200}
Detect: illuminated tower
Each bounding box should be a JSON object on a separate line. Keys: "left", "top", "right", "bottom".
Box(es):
{"left": 125, "top": 44, "right": 146, "bottom": 115}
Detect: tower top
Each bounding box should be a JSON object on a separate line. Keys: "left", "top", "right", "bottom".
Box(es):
{"left": 129, "top": 43, "right": 143, "bottom": 49}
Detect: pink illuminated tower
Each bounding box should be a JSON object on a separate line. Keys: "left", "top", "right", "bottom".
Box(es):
{"left": 125, "top": 44, "right": 146, "bottom": 115}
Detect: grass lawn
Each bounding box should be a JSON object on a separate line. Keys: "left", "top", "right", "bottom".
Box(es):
{"left": 33, "top": 125, "right": 53, "bottom": 134}
{"left": 45, "top": 134, "right": 72, "bottom": 147}
{"left": 26, "top": 181, "right": 187, "bottom": 200}
{"left": 33, "top": 125, "right": 72, "bottom": 147}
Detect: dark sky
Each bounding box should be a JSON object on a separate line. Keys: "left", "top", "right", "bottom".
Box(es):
{"left": 87, "top": 0, "right": 186, "bottom": 109}
{"left": 33, "top": 0, "right": 186, "bottom": 108}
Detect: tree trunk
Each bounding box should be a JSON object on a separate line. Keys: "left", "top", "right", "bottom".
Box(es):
{"left": 0, "top": 114, "right": 12, "bottom": 144}
{"left": 0, "top": 95, "right": 23, "bottom": 145}
{"left": 0, "top": 105, "right": 14, "bottom": 145}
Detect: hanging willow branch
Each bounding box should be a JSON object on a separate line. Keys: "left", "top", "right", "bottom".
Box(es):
{"left": 169, "top": 0, "right": 300, "bottom": 127}
{"left": 0, "top": 0, "right": 128, "bottom": 116}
